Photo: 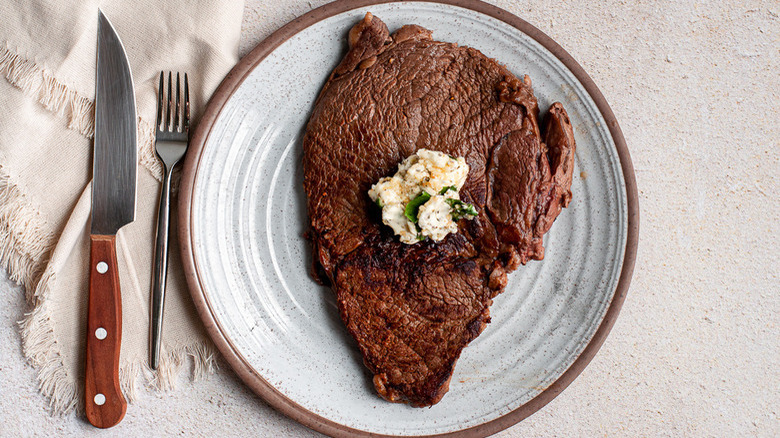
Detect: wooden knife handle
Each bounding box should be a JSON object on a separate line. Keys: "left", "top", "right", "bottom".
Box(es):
{"left": 85, "top": 234, "right": 127, "bottom": 428}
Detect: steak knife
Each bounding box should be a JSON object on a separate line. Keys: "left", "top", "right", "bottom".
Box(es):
{"left": 85, "top": 9, "right": 136, "bottom": 428}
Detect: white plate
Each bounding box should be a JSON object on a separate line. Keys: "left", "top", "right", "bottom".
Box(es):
{"left": 180, "top": 1, "right": 638, "bottom": 436}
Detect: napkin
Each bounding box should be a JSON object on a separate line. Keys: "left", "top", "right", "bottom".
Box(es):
{"left": 0, "top": 0, "right": 244, "bottom": 414}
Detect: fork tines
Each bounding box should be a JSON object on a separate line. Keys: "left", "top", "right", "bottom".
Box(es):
{"left": 156, "top": 71, "right": 189, "bottom": 136}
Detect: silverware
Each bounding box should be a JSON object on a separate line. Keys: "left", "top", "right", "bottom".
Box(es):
{"left": 149, "top": 71, "right": 190, "bottom": 370}
{"left": 86, "top": 9, "right": 136, "bottom": 429}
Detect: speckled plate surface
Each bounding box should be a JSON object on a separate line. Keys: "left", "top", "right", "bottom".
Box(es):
{"left": 179, "top": 1, "right": 638, "bottom": 436}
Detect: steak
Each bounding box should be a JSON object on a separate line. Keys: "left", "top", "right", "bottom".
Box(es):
{"left": 302, "top": 13, "right": 576, "bottom": 407}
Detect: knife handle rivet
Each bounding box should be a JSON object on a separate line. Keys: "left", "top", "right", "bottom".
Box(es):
{"left": 96, "top": 261, "right": 108, "bottom": 274}
{"left": 95, "top": 327, "right": 108, "bottom": 340}
{"left": 94, "top": 393, "right": 106, "bottom": 406}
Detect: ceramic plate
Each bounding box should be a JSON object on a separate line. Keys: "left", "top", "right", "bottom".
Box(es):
{"left": 179, "top": 1, "right": 638, "bottom": 436}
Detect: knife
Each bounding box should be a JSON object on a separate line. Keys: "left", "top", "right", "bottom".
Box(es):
{"left": 85, "top": 9, "right": 136, "bottom": 428}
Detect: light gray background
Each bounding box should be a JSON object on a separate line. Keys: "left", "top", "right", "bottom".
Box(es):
{"left": 1, "top": 0, "right": 777, "bottom": 436}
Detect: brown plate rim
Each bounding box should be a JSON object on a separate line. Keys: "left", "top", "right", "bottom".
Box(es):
{"left": 178, "top": 0, "right": 639, "bottom": 436}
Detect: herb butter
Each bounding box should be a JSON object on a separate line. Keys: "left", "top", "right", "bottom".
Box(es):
{"left": 368, "top": 149, "right": 477, "bottom": 244}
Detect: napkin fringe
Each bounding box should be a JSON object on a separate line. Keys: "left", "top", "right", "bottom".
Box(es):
{"left": 0, "top": 45, "right": 163, "bottom": 181}
{"left": 138, "top": 119, "right": 163, "bottom": 180}
{"left": 118, "top": 342, "right": 219, "bottom": 404}
{"left": 19, "top": 270, "right": 80, "bottom": 415}
{"left": 0, "top": 167, "right": 54, "bottom": 295}
{"left": 0, "top": 45, "right": 94, "bottom": 138}
{"left": 19, "top": 267, "right": 220, "bottom": 414}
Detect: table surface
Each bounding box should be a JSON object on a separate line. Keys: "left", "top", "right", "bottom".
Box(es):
{"left": 1, "top": 0, "right": 778, "bottom": 436}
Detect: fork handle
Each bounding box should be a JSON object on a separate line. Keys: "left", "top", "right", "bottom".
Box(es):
{"left": 150, "top": 166, "right": 174, "bottom": 369}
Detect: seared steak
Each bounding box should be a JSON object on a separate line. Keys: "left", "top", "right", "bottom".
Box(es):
{"left": 302, "top": 13, "right": 576, "bottom": 407}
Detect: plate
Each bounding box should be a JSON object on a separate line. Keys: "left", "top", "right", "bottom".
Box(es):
{"left": 179, "top": 0, "right": 638, "bottom": 436}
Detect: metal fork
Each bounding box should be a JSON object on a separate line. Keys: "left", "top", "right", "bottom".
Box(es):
{"left": 150, "top": 71, "right": 189, "bottom": 369}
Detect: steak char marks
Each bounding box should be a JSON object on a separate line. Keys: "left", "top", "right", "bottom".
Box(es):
{"left": 303, "top": 13, "right": 576, "bottom": 407}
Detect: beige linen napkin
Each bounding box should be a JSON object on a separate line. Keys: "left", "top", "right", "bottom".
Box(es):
{"left": 0, "top": 0, "right": 244, "bottom": 414}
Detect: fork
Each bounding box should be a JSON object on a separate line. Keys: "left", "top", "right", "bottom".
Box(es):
{"left": 150, "top": 71, "right": 189, "bottom": 369}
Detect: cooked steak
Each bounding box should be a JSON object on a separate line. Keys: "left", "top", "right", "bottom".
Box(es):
{"left": 302, "top": 13, "right": 576, "bottom": 407}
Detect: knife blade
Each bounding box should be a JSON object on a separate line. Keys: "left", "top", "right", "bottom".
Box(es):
{"left": 85, "top": 9, "right": 136, "bottom": 429}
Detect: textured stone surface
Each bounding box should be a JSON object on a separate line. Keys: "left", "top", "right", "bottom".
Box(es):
{"left": 1, "top": 0, "right": 777, "bottom": 436}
